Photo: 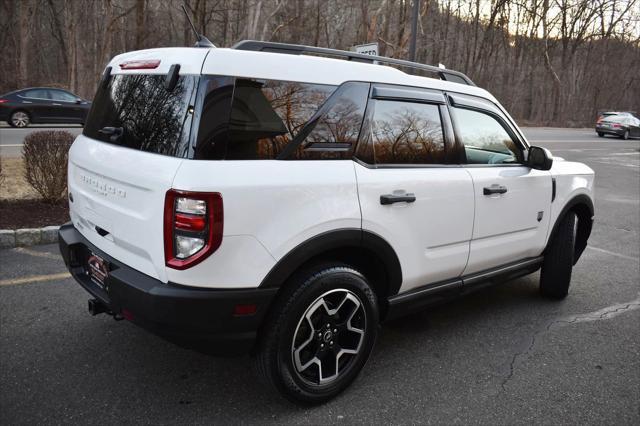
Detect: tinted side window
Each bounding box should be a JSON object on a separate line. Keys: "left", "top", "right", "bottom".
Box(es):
{"left": 226, "top": 79, "right": 335, "bottom": 160}
{"left": 50, "top": 90, "right": 77, "bottom": 102}
{"left": 293, "top": 82, "right": 369, "bottom": 160}
{"left": 368, "top": 100, "right": 445, "bottom": 164}
{"left": 451, "top": 107, "right": 523, "bottom": 164}
{"left": 23, "top": 89, "right": 50, "bottom": 99}
{"left": 194, "top": 76, "right": 235, "bottom": 160}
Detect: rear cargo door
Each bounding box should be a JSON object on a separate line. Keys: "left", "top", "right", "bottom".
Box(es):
{"left": 68, "top": 49, "right": 208, "bottom": 282}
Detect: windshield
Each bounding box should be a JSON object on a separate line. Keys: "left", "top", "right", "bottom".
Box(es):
{"left": 83, "top": 74, "right": 197, "bottom": 157}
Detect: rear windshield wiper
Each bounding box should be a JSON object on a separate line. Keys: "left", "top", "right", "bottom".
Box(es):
{"left": 98, "top": 126, "right": 123, "bottom": 142}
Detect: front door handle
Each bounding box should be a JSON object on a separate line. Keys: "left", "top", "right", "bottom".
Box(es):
{"left": 483, "top": 185, "right": 508, "bottom": 195}
{"left": 380, "top": 193, "right": 416, "bottom": 205}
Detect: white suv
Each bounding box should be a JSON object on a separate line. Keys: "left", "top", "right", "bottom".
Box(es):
{"left": 59, "top": 41, "right": 594, "bottom": 404}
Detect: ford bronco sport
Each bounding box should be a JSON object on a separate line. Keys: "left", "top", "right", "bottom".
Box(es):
{"left": 59, "top": 40, "right": 594, "bottom": 404}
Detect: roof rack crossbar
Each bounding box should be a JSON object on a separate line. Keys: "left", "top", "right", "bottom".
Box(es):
{"left": 232, "top": 40, "right": 475, "bottom": 86}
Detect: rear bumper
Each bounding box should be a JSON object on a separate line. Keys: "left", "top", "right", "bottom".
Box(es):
{"left": 58, "top": 223, "right": 277, "bottom": 355}
{"left": 595, "top": 126, "right": 625, "bottom": 136}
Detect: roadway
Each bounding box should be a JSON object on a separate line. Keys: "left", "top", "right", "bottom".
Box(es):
{"left": 1, "top": 128, "right": 639, "bottom": 424}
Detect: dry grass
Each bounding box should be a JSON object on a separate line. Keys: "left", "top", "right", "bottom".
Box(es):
{"left": 0, "top": 157, "right": 39, "bottom": 200}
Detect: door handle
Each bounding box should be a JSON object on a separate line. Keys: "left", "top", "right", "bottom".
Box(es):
{"left": 380, "top": 193, "right": 416, "bottom": 205}
{"left": 52, "top": 103, "right": 62, "bottom": 106}
{"left": 483, "top": 185, "right": 508, "bottom": 195}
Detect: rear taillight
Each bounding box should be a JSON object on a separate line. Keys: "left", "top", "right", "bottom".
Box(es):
{"left": 164, "top": 189, "right": 223, "bottom": 270}
{"left": 0, "top": 99, "right": 8, "bottom": 104}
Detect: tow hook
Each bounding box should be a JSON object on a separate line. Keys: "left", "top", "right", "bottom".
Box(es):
{"left": 88, "top": 299, "right": 126, "bottom": 321}
{"left": 88, "top": 298, "right": 107, "bottom": 316}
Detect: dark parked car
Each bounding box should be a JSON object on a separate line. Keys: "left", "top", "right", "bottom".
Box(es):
{"left": 596, "top": 114, "right": 640, "bottom": 139}
{"left": 0, "top": 87, "right": 91, "bottom": 128}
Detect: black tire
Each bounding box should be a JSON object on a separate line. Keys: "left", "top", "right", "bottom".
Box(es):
{"left": 622, "top": 130, "right": 629, "bottom": 140}
{"left": 255, "top": 263, "right": 379, "bottom": 405}
{"left": 597, "top": 132, "right": 604, "bottom": 137}
{"left": 540, "top": 212, "right": 576, "bottom": 299}
{"left": 9, "top": 110, "right": 30, "bottom": 128}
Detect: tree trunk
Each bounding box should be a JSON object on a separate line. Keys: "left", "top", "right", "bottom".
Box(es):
{"left": 17, "top": 0, "right": 33, "bottom": 88}
{"left": 135, "top": 0, "right": 146, "bottom": 50}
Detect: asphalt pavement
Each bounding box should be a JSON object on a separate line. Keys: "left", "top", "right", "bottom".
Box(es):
{"left": 0, "top": 125, "right": 83, "bottom": 158}
{"left": 1, "top": 128, "right": 639, "bottom": 424}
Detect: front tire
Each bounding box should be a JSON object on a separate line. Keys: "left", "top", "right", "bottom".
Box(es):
{"left": 9, "top": 110, "right": 30, "bottom": 128}
{"left": 540, "top": 213, "right": 576, "bottom": 299}
{"left": 597, "top": 132, "right": 604, "bottom": 137}
{"left": 256, "top": 264, "right": 379, "bottom": 404}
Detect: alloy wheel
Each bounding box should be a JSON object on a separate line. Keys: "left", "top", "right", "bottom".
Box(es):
{"left": 11, "top": 111, "right": 29, "bottom": 127}
{"left": 291, "top": 288, "right": 366, "bottom": 385}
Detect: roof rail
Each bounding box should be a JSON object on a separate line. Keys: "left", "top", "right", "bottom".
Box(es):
{"left": 232, "top": 40, "right": 475, "bottom": 86}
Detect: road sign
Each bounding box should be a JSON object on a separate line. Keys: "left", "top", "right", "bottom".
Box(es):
{"left": 351, "top": 42, "right": 379, "bottom": 57}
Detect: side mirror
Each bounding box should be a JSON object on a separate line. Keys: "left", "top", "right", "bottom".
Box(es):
{"left": 75, "top": 98, "right": 83, "bottom": 104}
{"left": 528, "top": 146, "right": 553, "bottom": 170}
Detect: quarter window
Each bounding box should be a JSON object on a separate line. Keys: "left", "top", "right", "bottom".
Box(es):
{"left": 294, "top": 82, "right": 369, "bottom": 160}
{"left": 226, "top": 79, "right": 335, "bottom": 160}
{"left": 50, "top": 90, "right": 77, "bottom": 102}
{"left": 366, "top": 100, "right": 445, "bottom": 165}
{"left": 451, "top": 107, "right": 523, "bottom": 164}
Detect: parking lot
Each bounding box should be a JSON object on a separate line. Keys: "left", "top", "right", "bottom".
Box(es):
{"left": 1, "top": 128, "right": 638, "bottom": 424}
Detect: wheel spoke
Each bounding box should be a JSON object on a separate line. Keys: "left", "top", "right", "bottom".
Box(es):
{"left": 293, "top": 314, "right": 317, "bottom": 372}
{"left": 291, "top": 288, "right": 367, "bottom": 385}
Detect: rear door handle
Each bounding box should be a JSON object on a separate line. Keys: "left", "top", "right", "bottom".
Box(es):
{"left": 483, "top": 185, "right": 508, "bottom": 195}
{"left": 380, "top": 193, "right": 416, "bottom": 205}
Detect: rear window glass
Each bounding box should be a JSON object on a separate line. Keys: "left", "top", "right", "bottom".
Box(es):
{"left": 226, "top": 79, "right": 335, "bottom": 160}
{"left": 83, "top": 74, "right": 197, "bottom": 157}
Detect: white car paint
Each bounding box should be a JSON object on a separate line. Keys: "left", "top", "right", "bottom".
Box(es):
{"left": 547, "top": 159, "right": 595, "bottom": 244}
{"left": 462, "top": 167, "right": 552, "bottom": 275}
{"left": 70, "top": 45, "right": 595, "bottom": 295}
{"left": 68, "top": 135, "right": 184, "bottom": 282}
{"left": 355, "top": 163, "right": 474, "bottom": 292}
{"left": 170, "top": 160, "right": 361, "bottom": 288}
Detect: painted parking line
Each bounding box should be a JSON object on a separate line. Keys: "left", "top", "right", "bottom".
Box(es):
{"left": 13, "top": 247, "right": 60, "bottom": 260}
{"left": 0, "top": 272, "right": 71, "bottom": 287}
{"left": 587, "top": 246, "right": 638, "bottom": 262}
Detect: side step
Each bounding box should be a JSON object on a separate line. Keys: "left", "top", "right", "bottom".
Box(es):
{"left": 385, "top": 257, "right": 543, "bottom": 320}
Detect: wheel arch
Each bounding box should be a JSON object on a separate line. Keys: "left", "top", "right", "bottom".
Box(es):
{"left": 546, "top": 194, "right": 594, "bottom": 264}
{"left": 259, "top": 229, "right": 403, "bottom": 312}
{"left": 10, "top": 108, "right": 32, "bottom": 120}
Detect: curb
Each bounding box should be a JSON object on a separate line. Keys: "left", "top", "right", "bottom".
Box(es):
{"left": 0, "top": 225, "right": 61, "bottom": 249}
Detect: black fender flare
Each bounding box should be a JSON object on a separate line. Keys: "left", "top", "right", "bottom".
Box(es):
{"left": 259, "top": 228, "right": 403, "bottom": 296}
{"left": 547, "top": 194, "right": 594, "bottom": 263}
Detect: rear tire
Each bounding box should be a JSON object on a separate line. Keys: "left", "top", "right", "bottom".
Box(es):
{"left": 9, "top": 110, "right": 30, "bottom": 128}
{"left": 597, "top": 132, "right": 604, "bottom": 137}
{"left": 255, "top": 263, "right": 379, "bottom": 405}
{"left": 540, "top": 213, "right": 576, "bottom": 299}
{"left": 622, "top": 130, "right": 629, "bottom": 140}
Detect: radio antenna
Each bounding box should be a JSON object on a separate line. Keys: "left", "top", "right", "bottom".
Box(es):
{"left": 181, "top": 4, "right": 215, "bottom": 48}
